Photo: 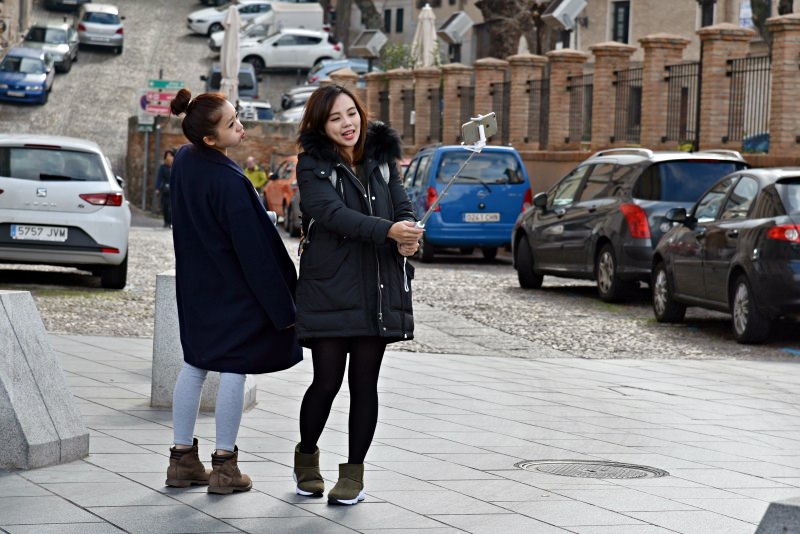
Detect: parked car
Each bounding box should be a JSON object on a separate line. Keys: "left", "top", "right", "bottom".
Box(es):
{"left": 76, "top": 3, "right": 124, "bottom": 54}
{"left": 305, "top": 57, "right": 380, "bottom": 86}
{"left": 405, "top": 145, "right": 532, "bottom": 262}
{"left": 512, "top": 148, "right": 749, "bottom": 301}
{"left": 0, "top": 134, "right": 131, "bottom": 289}
{"left": 285, "top": 177, "right": 302, "bottom": 237}
{"left": 238, "top": 99, "right": 273, "bottom": 121}
{"left": 264, "top": 155, "right": 299, "bottom": 232}
{"left": 187, "top": 0, "right": 271, "bottom": 36}
{"left": 652, "top": 168, "right": 800, "bottom": 343}
{"left": 280, "top": 84, "right": 315, "bottom": 110}
{"left": 23, "top": 21, "right": 80, "bottom": 73}
{"left": 0, "top": 47, "right": 55, "bottom": 105}
{"left": 45, "top": 0, "right": 91, "bottom": 12}
{"left": 200, "top": 62, "right": 260, "bottom": 100}
{"left": 273, "top": 103, "right": 305, "bottom": 122}
{"left": 240, "top": 28, "right": 343, "bottom": 71}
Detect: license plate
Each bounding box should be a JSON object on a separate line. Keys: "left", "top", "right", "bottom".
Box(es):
{"left": 7, "top": 91, "right": 25, "bottom": 98}
{"left": 464, "top": 212, "right": 500, "bottom": 223}
{"left": 93, "top": 37, "right": 111, "bottom": 42}
{"left": 11, "top": 224, "right": 68, "bottom": 242}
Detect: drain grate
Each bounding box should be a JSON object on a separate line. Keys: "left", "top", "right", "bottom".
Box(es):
{"left": 515, "top": 460, "right": 669, "bottom": 479}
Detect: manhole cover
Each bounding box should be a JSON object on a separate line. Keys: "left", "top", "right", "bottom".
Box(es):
{"left": 515, "top": 460, "right": 669, "bottom": 479}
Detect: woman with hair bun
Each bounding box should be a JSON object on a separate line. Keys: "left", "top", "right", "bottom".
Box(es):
{"left": 164, "top": 88, "right": 302, "bottom": 495}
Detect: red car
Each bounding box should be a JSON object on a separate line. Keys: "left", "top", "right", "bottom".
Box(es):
{"left": 264, "top": 155, "right": 298, "bottom": 220}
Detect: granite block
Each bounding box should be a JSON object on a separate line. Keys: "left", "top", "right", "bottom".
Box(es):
{"left": 756, "top": 496, "right": 800, "bottom": 534}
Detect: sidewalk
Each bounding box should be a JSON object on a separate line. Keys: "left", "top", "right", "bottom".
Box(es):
{"left": 1, "top": 330, "right": 799, "bottom": 534}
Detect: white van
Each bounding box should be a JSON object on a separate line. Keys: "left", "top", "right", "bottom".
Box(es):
{"left": 208, "top": 2, "right": 325, "bottom": 54}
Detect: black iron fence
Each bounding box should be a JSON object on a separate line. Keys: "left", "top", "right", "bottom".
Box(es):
{"left": 726, "top": 55, "right": 771, "bottom": 148}
{"left": 489, "top": 81, "right": 511, "bottom": 144}
{"left": 378, "top": 90, "right": 390, "bottom": 124}
{"left": 525, "top": 77, "right": 549, "bottom": 149}
{"left": 612, "top": 67, "right": 642, "bottom": 144}
{"left": 567, "top": 73, "right": 593, "bottom": 144}
{"left": 663, "top": 61, "right": 700, "bottom": 146}
{"left": 427, "top": 86, "right": 442, "bottom": 143}
{"left": 401, "top": 88, "right": 414, "bottom": 142}
{"left": 458, "top": 85, "right": 475, "bottom": 143}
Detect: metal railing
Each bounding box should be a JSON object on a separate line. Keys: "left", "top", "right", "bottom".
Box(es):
{"left": 612, "top": 67, "right": 642, "bottom": 144}
{"left": 489, "top": 81, "right": 511, "bottom": 144}
{"left": 401, "top": 88, "right": 414, "bottom": 142}
{"left": 726, "top": 55, "right": 771, "bottom": 147}
{"left": 525, "top": 77, "right": 549, "bottom": 149}
{"left": 457, "top": 85, "right": 475, "bottom": 143}
{"left": 663, "top": 61, "right": 700, "bottom": 146}
{"left": 378, "top": 90, "right": 390, "bottom": 124}
{"left": 427, "top": 86, "right": 442, "bottom": 143}
{"left": 567, "top": 73, "right": 593, "bottom": 144}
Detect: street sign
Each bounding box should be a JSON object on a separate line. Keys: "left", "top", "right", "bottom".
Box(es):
{"left": 146, "top": 90, "right": 177, "bottom": 102}
{"left": 148, "top": 79, "right": 185, "bottom": 90}
{"left": 145, "top": 103, "right": 171, "bottom": 115}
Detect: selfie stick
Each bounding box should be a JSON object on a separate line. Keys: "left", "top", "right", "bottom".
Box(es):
{"left": 415, "top": 114, "right": 491, "bottom": 229}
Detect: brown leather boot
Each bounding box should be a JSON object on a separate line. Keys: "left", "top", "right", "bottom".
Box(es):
{"left": 208, "top": 446, "right": 252, "bottom": 495}
{"left": 165, "top": 438, "right": 211, "bottom": 488}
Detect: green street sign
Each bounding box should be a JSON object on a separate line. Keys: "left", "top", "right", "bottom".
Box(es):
{"left": 148, "top": 79, "right": 185, "bottom": 90}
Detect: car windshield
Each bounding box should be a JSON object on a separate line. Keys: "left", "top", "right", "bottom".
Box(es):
{"left": 0, "top": 57, "right": 44, "bottom": 74}
{"left": 0, "top": 147, "right": 106, "bottom": 182}
{"left": 777, "top": 179, "right": 800, "bottom": 214}
{"left": 634, "top": 160, "right": 747, "bottom": 202}
{"left": 26, "top": 27, "right": 67, "bottom": 44}
{"left": 84, "top": 12, "right": 120, "bottom": 24}
{"left": 436, "top": 152, "right": 525, "bottom": 185}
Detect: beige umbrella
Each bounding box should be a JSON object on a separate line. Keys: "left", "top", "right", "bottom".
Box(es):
{"left": 220, "top": 3, "right": 241, "bottom": 104}
{"left": 517, "top": 35, "right": 530, "bottom": 54}
{"left": 411, "top": 3, "right": 438, "bottom": 68}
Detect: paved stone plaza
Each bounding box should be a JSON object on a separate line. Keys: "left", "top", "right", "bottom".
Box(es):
{"left": 1, "top": 324, "right": 798, "bottom": 533}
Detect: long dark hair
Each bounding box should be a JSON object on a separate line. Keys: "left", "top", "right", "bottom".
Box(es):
{"left": 170, "top": 88, "right": 228, "bottom": 148}
{"left": 298, "top": 85, "right": 367, "bottom": 166}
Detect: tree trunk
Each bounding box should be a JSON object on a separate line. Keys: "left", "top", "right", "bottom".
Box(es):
{"left": 474, "top": 0, "right": 554, "bottom": 58}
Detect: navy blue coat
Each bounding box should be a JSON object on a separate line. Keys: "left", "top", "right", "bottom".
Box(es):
{"left": 295, "top": 122, "right": 417, "bottom": 345}
{"left": 170, "top": 144, "right": 302, "bottom": 374}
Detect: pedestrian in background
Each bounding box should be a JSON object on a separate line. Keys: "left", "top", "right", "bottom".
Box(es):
{"left": 243, "top": 155, "right": 267, "bottom": 198}
{"left": 155, "top": 148, "right": 175, "bottom": 228}
{"left": 292, "top": 85, "right": 423, "bottom": 505}
{"left": 166, "top": 88, "right": 302, "bottom": 495}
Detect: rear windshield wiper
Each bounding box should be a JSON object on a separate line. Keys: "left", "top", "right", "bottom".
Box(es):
{"left": 39, "top": 174, "right": 84, "bottom": 181}
{"left": 458, "top": 175, "right": 492, "bottom": 193}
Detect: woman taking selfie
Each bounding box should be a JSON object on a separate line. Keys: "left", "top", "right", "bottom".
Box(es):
{"left": 292, "top": 85, "right": 423, "bottom": 505}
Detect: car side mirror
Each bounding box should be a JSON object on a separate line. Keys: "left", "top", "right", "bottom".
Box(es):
{"left": 200, "top": 75, "right": 208, "bottom": 82}
{"left": 533, "top": 192, "right": 548, "bottom": 210}
{"left": 665, "top": 207, "right": 688, "bottom": 224}
{"left": 115, "top": 175, "right": 126, "bottom": 189}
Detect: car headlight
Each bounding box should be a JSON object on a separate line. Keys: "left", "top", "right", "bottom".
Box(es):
{"left": 0, "top": 84, "right": 8, "bottom": 89}
{"left": 24, "top": 85, "right": 43, "bottom": 91}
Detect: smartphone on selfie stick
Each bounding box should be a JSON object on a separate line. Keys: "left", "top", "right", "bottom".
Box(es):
{"left": 415, "top": 112, "right": 498, "bottom": 229}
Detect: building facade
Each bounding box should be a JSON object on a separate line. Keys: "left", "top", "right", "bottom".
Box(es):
{"left": 0, "top": 0, "right": 33, "bottom": 51}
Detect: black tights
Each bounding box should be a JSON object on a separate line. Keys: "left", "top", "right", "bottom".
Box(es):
{"left": 299, "top": 336, "right": 386, "bottom": 464}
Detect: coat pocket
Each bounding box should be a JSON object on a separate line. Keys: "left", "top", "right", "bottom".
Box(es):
{"left": 299, "top": 240, "right": 349, "bottom": 280}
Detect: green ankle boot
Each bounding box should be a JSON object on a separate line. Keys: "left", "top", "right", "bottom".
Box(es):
{"left": 293, "top": 444, "right": 324, "bottom": 497}
{"left": 328, "top": 463, "right": 365, "bottom": 505}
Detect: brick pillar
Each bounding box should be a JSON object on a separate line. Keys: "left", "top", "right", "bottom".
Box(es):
{"left": 329, "top": 68, "right": 366, "bottom": 107}
{"left": 364, "top": 72, "right": 386, "bottom": 121}
{"left": 440, "top": 63, "right": 473, "bottom": 145}
{"left": 545, "top": 49, "right": 588, "bottom": 151}
{"left": 640, "top": 33, "right": 690, "bottom": 149}
{"left": 697, "top": 24, "right": 755, "bottom": 150}
{"left": 508, "top": 53, "right": 547, "bottom": 149}
{"left": 767, "top": 14, "right": 800, "bottom": 155}
{"left": 473, "top": 58, "right": 509, "bottom": 145}
{"left": 385, "top": 68, "right": 414, "bottom": 142}
{"left": 413, "top": 66, "right": 442, "bottom": 150}
{"left": 589, "top": 42, "right": 637, "bottom": 151}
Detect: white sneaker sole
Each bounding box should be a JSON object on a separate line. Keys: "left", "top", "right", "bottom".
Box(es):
{"left": 293, "top": 471, "right": 322, "bottom": 496}
{"left": 329, "top": 489, "right": 366, "bottom": 505}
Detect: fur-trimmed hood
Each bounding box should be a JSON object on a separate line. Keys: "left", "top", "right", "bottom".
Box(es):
{"left": 298, "top": 121, "right": 403, "bottom": 165}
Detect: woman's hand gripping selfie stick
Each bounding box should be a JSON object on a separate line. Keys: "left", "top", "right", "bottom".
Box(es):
{"left": 415, "top": 113, "right": 493, "bottom": 230}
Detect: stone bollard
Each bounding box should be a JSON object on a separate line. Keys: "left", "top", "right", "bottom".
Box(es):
{"left": 756, "top": 497, "right": 800, "bottom": 533}
{"left": 0, "top": 291, "right": 89, "bottom": 469}
{"left": 151, "top": 270, "right": 257, "bottom": 411}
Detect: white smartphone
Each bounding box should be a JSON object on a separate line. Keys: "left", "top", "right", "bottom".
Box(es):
{"left": 461, "top": 112, "right": 498, "bottom": 145}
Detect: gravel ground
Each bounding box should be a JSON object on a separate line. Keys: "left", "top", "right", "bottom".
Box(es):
{"left": 3, "top": 209, "right": 799, "bottom": 362}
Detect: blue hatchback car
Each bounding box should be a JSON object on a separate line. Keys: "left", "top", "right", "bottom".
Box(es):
{"left": 404, "top": 145, "right": 532, "bottom": 262}
{"left": 0, "top": 48, "right": 55, "bottom": 105}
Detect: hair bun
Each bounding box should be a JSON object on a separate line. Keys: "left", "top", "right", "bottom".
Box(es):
{"left": 170, "top": 88, "right": 193, "bottom": 116}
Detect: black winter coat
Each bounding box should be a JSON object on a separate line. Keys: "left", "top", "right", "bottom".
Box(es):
{"left": 295, "top": 122, "right": 417, "bottom": 345}
{"left": 171, "top": 144, "right": 303, "bottom": 374}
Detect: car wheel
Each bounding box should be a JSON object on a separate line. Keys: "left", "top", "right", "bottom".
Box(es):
{"left": 481, "top": 247, "right": 497, "bottom": 261}
{"left": 244, "top": 55, "right": 265, "bottom": 71}
{"left": 731, "top": 274, "right": 770, "bottom": 344}
{"left": 596, "top": 243, "right": 634, "bottom": 302}
{"left": 115, "top": 45, "right": 123, "bottom": 55}
{"left": 515, "top": 237, "right": 544, "bottom": 289}
{"left": 417, "top": 234, "right": 435, "bottom": 263}
{"left": 100, "top": 254, "right": 128, "bottom": 290}
{"left": 41, "top": 90, "right": 48, "bottom": 105}
{"left": 652, "top": 262, "right": 686, "bottom": 323}
{"left": 208, "top": 22, "right": 224, "bottom": 35}
{"left": 314, "top": 56, "right": 332, "bottom": 66}
{"left": 60, "top": 57, "right": 72, "bottom": 73}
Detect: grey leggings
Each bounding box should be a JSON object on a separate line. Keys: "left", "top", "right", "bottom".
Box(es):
{"left": 172, "top": 362, "right": 246, "bottom": 452}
